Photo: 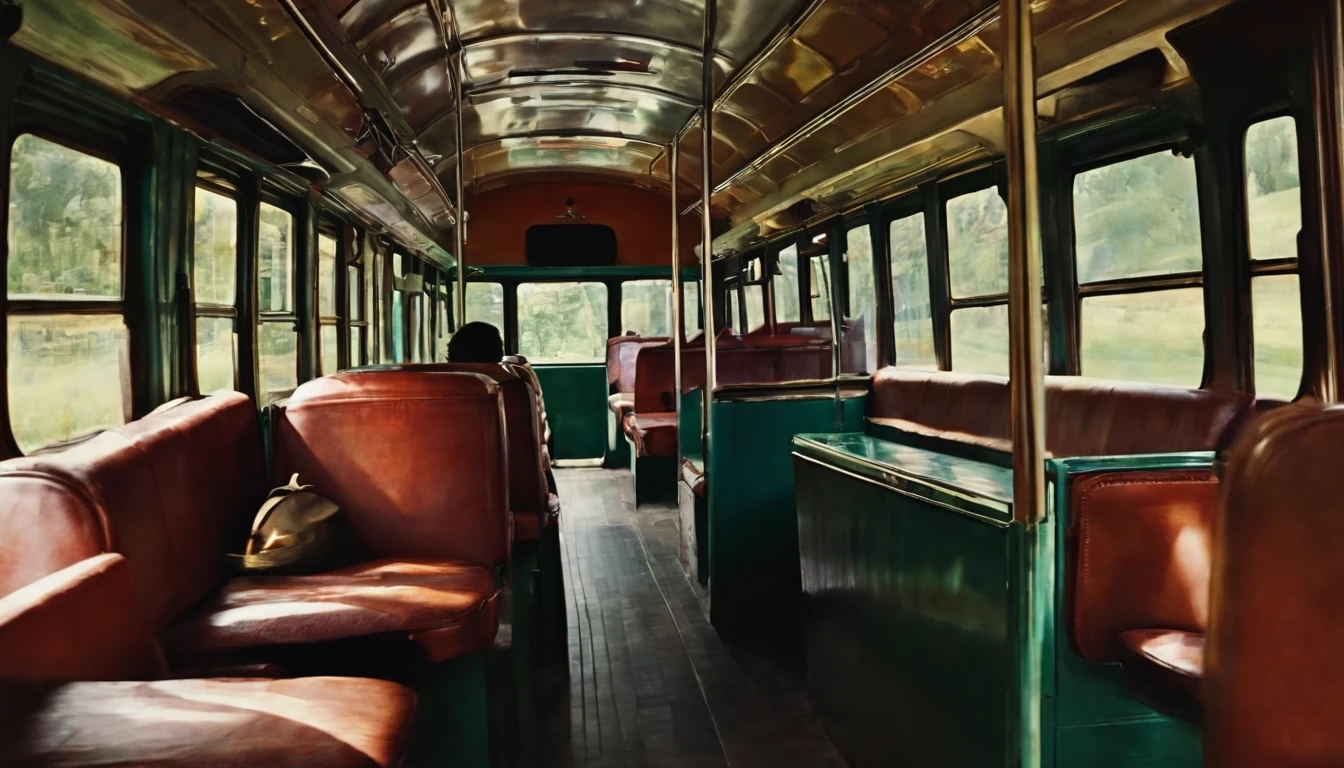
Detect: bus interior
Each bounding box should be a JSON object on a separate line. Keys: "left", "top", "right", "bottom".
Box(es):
{"left": 0, "top": 0, "right": 1341, "bottom": 766}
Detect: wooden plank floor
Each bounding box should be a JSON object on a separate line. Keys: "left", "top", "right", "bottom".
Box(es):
{"left": 540, "top": 468, "right": 848, "bottom": 768}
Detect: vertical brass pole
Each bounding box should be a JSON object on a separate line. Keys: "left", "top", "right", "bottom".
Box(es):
{"left": 453, "top": 54, "right": 467, "bottom": 327}
{"left": 1004, "top": 0, "right": 1045, "bottom": 765}
{"left": 671, "top": 140, "right": 683, "bottom": 433}
{"left": 701, "top": 0, "right": 717, "bottom": 464}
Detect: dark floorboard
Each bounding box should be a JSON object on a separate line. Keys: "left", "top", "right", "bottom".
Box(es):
{"left": 540, "top": 468, "right": 848, "bottom": 768}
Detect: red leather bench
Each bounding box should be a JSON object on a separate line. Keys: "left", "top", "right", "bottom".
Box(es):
{"left": 0, "top": 378, "right": 510, "bottom": 668}
{"left": 866, "top": 367, "right": 1253, "bottom": 718}
{"left": 1204, "top": 402, "right": 1344, "bottom": 765}
{"left": 624, "top": 343, "right": 834, "bottom": 458}
{"left": 373, "top": 363, "right": 553, "bottom": 541}
{"left": 0, "top": 552, "right": 417, "bottom": 767}
{"left": 607, "top": 335, "right": 670, "bottom": 418}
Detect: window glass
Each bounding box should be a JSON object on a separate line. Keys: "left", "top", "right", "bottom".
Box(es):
{"left": 890, "top": 214, "right": 936, "bottom": 369}
{"left": 745, "top": 284, "right": 765, "bottom": 332}
{"left": 466, "top": 282, "right": 505, "bottom": 332}
{"left": 846, "top": 224, "right": 877, "bottom": 372}
{"left": 811, "top": 255, "right": 832, "bottom": 322}
{"left": 196, "top": 316, "right": 235, "bottom": 393}
{"left": 318, "top": 233, "right": 337, "bottom": 317}
{"left": 1080, "top": 288, "right": 1204, "bottom": 386}
{"left": 946, "top": 187, "right": 1008, "bottom": 299}
{"left": 1074, "top": 151, "right": 1202, "bottom": 284}
{"left": 321, "top": 324, "right": 339, "bottom": 376}
{"left": 192, "top": 187, "right": 236, "bottom": 306}
{"left": 258, "top": 204, "right": 293, "bottom": 312}
{"left": 347, "top": 265, "right": 362, "bottom": 321}
{"left": 950, "top": 304, "right": 1048, "bottom": 377}
{"left": 8, "top": 315, "right": 129, "bottom": 452}
{"left": 391, "top": 291, "right": 405, "bottom": 362}
{"left": 350, "top": 327, "right": 363, "bottom": 367}
{"left": 8, "top": 135, "right": 122, "bottom": 299}
{"left": 951, "top": 305, "right": 1008, "bottom": 376}
{"left": 727, "top": 288, "right": 740, "bottom": 333}
{"left": 774, "top": 245, "right": 801, "bottom": 323}
{"left": 258, "top": 321, "right": 297, "bottom": 404}
{"left": 517, "top": 282, "right": 609, "bottom": 363}
{"left": 683, "top": 279, "right": 701, "bottom": 338}
{"left": 1252, "top": 274, "right": 1303, "bottom": 398}
{"left": 1246, "top": 117, "right": 1301, "bottom": 261}
{"left": 621, "top": 279, "right": 673, "bottom": 337}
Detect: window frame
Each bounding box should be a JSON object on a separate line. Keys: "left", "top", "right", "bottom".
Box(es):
{"left": 255, "top": 191, "right": 301, "bottom": 402}
{"left": 1066, "top": 145, "right": 1208, "bottom": 387}
{"left": 190, "top": 176, "right": 242, "bottom": 393}
{"left": 1242, "top": 112, "right": 1306, "bottom": 399}
{"left": 315, "top": 222, "right": 343, "bottom": 376}
{"left": 4, "top": 129, "right": 133, "bottom": 455}
{"left": 346, "top": 229, "right": 369, "bottom": 368}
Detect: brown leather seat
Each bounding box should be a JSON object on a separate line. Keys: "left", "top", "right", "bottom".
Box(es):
{"left": 1116, "top": 629, "right": 1204, "bottom": 719}
{"left": 1204, "top": 402, "right": 1344, "bottom": 766}
{"left": 867, "top": 368, "right": 1251, "bottom": 457}
{"left": 0, "top": 553, "right": 416, "bottom": 768}
{"left": 623, "top": 412, "right": 678, "bottom": 458}
{"left": 369, "top": 363, "right": 551, "bottom": 541}
{"left": 607, "top": 336, "right": 668, "bottom": 416}
{"left": 0, "top": 384, "right": 508, "bottom": 667}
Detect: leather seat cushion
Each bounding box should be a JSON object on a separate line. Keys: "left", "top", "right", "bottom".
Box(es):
{"left": 163, "top": 559, "right": 500, "bottom": 663}
{"left": 1117, "top": 628, "right": 1204, "bottom": 719}
{"left": 0, "top": 676, "right": 415, "bottom": 768}
{"left": 624, "top": 412, "right": 678, "bottom": 458}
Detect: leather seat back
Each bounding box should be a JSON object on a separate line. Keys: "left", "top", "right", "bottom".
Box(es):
{"left": 1205, "top": 402, "right": 1344, "bottom": 766}
{"left": 371, "top": 363, "right": 546, "bottom": 518}
{"left": 271, "top": 371, "right": 511, "bottom": 568}
{"left": 0, "top": 553, "right": 166, "bottom": 681}
{"left": 0, "top": 393, "right": 264, "bottom": 628}
{"left": 868, "top": 368, "right": 1252, "bottom": 457}
{"left": 607, "top": 336, "right": 669, "bottom": 394}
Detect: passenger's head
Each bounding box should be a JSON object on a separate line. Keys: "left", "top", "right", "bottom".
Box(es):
{"left": 447, "top": 322, "right": 504, "bottom": 363}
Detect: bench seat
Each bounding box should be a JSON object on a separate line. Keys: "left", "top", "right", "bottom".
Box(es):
{"left": 623, "top": 411, "right": 678, "bottom": 458}
{"left": 1117, "top": 628, "right": 1205, "bottom": 719}
{"left": 0, "top": 677, "right": 416, "bottom": 768}
{"left": 0, "top": 553, "right": 417, "bottom": 768}
{"left": 163, "top": 558, "right": 500, "bottom": 664}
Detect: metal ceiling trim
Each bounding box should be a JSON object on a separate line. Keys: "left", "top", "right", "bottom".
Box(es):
{"left": 465, "top": 78, "right": 701, "bottom": 108}
{"left": 684, "top": 3, "right": 1003, "bottom": 214}
{"left": 453, "top": 28, "right": 732, "bottom": 62}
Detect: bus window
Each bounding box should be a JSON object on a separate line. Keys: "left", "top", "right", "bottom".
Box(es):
{"left": 1246, "top": 116, "right": 1304, "bottom": 398}
{"left": 683, "top": 279, "right": 701, "bottom": 338}
{"left": 348, "top": 258, "right": 366, "bottom": 368}
{"left": 810, "top": 254, "right": 831, "bottom": 322}
{"left": 390, "top": 253, "right": 405, "bottom": 363}
{"left": 1075, "top": 151, "right": 1202, "bottom": 283}
{"left": 727, "top": 288, "right": 741, "bottom": 333}
{"left": 193, "top": 185, "right": 238, "bottom": 392}
{"left": 1074, "top": 150, "right": 1205, "bottom": 386}
{"left": 745, "top": 284, "right": 765, "bottom": 332}
{"left": 946, "top": 187, "right": 1008, "bottom": 373}
{"left": 889, "top": 213, "right": 935, "bottom": 369}
{"left": 621, "top": 279, "right": 672, "bottom": 336}
{"left": 518, "top": 282, "right": 608, "bottom": 363}
{"left": 845, "top": 224, "right": 876, "bottom": 373}
{"left": 7, "top": 135, "right": 129, "bottom": 452}
{"left": 257, "top": 202, "right": 296, "bottom": 402}
{"left": 1081, "top": 289, "right": 1204, "bottom": 386}
{"left": 466, "top": 282, "right": 505, "bottom": 332}
{"left": 318, "top": 232, "right": 338, "bottom": 375}
{"left": 773, "top": 245, "right": 801, "bottom": 324}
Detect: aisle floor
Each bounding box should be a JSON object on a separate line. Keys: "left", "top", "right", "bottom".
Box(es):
{"left": 539, "top": 468, "right": 848, "bottom": 768}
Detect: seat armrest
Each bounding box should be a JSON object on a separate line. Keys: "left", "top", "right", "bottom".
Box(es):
{"left": 0, "top": 553, "right": 166, "bottom": 681}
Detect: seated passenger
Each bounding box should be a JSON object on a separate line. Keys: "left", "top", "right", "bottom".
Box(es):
{"left": 447, "top": 321, "right": 504, "bottom": 363}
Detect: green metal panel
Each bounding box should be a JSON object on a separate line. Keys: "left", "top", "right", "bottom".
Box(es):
{"left": 705, "top": 395, "right": 865, "bottom": 651}
{"left": 533, "top": 365, "right": 607, "bottom": 460}
{"left": 1046, "top": 454, "right": 1209, "bottom": 766}
{"left": 793, "top": 437, "right": 1203, "bottom": 767}
{"left": 794, "top": 453, "right": 1023, "bottom": 766}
